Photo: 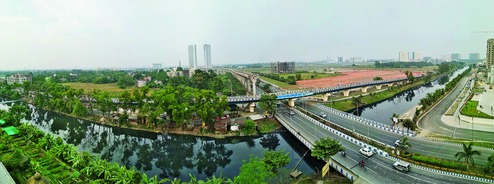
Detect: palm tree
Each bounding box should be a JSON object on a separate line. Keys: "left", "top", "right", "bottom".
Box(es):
{"left": 455, "top": 142, "right": 481, "bottom": 170}
{"left": 396, "top": 137, "right": 411, "bottom": 155}
{"left": 351, "top": 96, "right": 364, "bottom": 108}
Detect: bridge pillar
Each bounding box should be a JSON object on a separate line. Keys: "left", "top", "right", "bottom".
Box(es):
{"left": 343, "top": 90, "right": 350, "bottom": 97}
{"left": 251, "top": 78, "right": 257, "bottom": 96}
{"left": 387, "top": 83, "right": 394, "bottom": 87}
{"left": 249, "top": 102, "right": 256, "bottom": 113}
{"left": 376, "top": 84, "right": 382, "bottom": 90}
{"left": 288, "top": 98, "right": 296, "bottom": 107}
{"left": 322, "top": 93, "right": 332, "bottom": 102}
{"left": 361, "top": 87, "right": 368, "bottom": 93}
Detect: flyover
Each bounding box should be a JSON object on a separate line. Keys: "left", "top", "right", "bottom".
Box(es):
{"left": 227, "top": 76, "right": 417, "bottom": 105}
{"left": 276, "top": 106, "right": 493, "bottom": 183}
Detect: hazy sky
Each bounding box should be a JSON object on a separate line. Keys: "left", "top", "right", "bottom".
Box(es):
{"left": 1, "top": 0, "right": 494, "bottom": 70}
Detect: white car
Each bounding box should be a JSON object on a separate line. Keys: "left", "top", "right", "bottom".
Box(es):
{"left": 319, "top": 112, "right": 327, "bottom": 118}
{"left": 359, "top": 147, "right": 373, "bottom": 157}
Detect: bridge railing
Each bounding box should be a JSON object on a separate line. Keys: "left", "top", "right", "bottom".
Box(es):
{"left": 315, "top": 104, "right": 416, "bottom": 136}
{"left": 274, "top": 114, "right": 358, "bottom": 182}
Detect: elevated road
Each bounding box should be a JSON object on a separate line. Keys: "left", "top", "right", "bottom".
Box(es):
{"left": 276, "top": 107, "right": 489, "bottom": 183}
{"left": 302, "top": 103, "right": 493, "bottom": 167}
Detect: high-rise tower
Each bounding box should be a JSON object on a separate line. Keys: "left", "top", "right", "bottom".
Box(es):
{"left": 204, "top": 44, "right": 211, "bottom": 68}
{"left": 188, "top": 45, "right": 197, "bottom": 69}
{"left": 487, "top": 39, "right": 494, "bottom": 72}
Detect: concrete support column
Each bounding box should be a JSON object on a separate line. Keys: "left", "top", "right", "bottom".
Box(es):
{"left": 343, "top": 90, "right": 350, "bottom": 97}
{"left": 249, "top": 102, "right": 256, "bottom": 113}
{"left": 288, "top": 98, "right": 295, "bottom": 107}
{"left": 361, "top": 87, "right": 368, "bottom": 93}
{"left": 376, "top": 85, "right": 382, "bottom": 90}
{"left": 322, "top": 93, "right": 332, "bottom": 102}
{"left": 388, "top": 83, "right": 394, "bottom": 87}
{"left": 246, "top": 80, "right": 251, "bottom": 95}
{"left": 251, "top": 78, "right": 257, "bottom": 96}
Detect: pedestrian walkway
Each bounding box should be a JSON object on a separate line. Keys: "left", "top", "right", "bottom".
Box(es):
{"left": 441, "top": 77, "right": 494, "bottom": 132}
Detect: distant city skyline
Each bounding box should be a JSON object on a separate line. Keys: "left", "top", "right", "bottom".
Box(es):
{"left": 1, "top": 0, "right": 494, "bottom": 70}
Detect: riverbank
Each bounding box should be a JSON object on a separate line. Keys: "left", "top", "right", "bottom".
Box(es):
{"left": 325, "top": 70, "right": 457, "bottom": 112}
{"left": 29, "top": 103, "right": 283, "bottom": 139}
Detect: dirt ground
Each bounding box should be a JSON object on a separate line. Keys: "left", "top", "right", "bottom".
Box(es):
{"left": 296, "top": 70, "right": 423, "bottom": 89}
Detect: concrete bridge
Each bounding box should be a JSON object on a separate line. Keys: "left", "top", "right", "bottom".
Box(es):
{"left": 227, "top": 76, "right": 415, "bottom": 109}
{"left": 275, "top": 107, "right": 492, "bottom": 183}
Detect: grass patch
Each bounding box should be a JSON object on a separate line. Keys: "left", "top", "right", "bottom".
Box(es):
{"left": 327, "top": 80, "right": 426, "bottom": 111}
{"left": 460, "top": 101, "right": 494, "bottom": 119}
{"left": 279, "top": 72, "right": 343, "bottom": 80}
{"left": 410, "top": 155, "right": 466, "bottom": 171}
{"left": 259, "top": 76, "right": 293, "bottom": 89}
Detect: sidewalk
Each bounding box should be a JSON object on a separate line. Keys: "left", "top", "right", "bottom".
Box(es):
{"left": 441, "top": 77, "right": 494, "bottom": 132}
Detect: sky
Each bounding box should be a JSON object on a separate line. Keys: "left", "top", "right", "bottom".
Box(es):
{"left": 1, "top": 0, "right": 494, "bottom": 70}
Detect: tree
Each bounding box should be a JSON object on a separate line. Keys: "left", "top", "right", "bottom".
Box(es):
{"left": 242, "top": 119, "right": 256, "bottom": 134}
{"left": 455, "top": 142, "right": 481, "bottom": 170}
{"left": 258, "top": 94, "right": 277, "bottom": 115}
{"left": 402, "top": 119, "right": 415, "bottom": 130}
{"left": 351, "top": 96, "right": 364, "bottom": 109}
{"left": 405, "top": 70, "right": 415, "bottom": 82}
{"left": 72, "top": 100, "right": 89, "bottom": 117}
{"left": 373, "top": 76, "right": 383, "bottom": 81}
{"left": 295, "top": 73, "right": 302, "bottom": 80}
{"left": 311, "top": 137, "right": 345, "bottom": 161}
{"left": 117, "top": 75, "right": 135, "bottom": 88}
{"left": 261, "top": 149, "right": 290, "bottom": 173}
{"left": 484, "top": 152, "right": 494, "bottom": 174}
{"left": 396, "top": 137, "right": 411, "bottom": 154}
{"left": 234, "top": 156, "right": 274, "bottom": 184}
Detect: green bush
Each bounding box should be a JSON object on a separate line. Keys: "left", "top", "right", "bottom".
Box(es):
{"left": 242, "top": 120, "right": 256, "bottom": 134}
{"left": 411, "top": 155, "right": 466, "bottom": 170}
{"left": 258, "top": 119, "right": 278, "bottom": 133}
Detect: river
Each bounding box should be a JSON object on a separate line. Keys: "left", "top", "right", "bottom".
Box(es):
{"left": 353, "top": 67, "right": 468, "bottom": 125}
{"left": 0, "top": 101, "right": 318, "bottom": 181}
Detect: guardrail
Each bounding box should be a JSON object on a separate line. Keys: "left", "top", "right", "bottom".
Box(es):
{"left": 315, "top": 104, "right": 416, "bottom": 136}
{"left": 388, "top": 156, "right": 494, "bottom": 183}
{"left": 275, "top": 114, "right": 358, "bottom": 182}
{"left": 291, "top": 108, "right": 391, "bottom": 157}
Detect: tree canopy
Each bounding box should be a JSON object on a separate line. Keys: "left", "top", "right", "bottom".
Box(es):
{"left": 311, "top": 137, "right": 345, "bottom": 161}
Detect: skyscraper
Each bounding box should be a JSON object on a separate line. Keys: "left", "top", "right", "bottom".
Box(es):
{"left": 188, "top": 45, "right": 197, "bottom": 69}
{"left": 204, "top": 44, "right": 211, "bottom": 68}
{"left": 451, "top": 53, "right": 461, "bottom": 61}
{"left": 338, "top": 57, "right": 343, "bottom": 63}
{"left": 487, "top": 39, "right": 494, "bottom": 72}
{"left": 411, "top": 52, "right": 423, "bottom": 61}
{"left": 469, "top": 53, "right": 480, "bottom": 60}
{"left": 399, "top": 52, "right": 409, "bottom": 62}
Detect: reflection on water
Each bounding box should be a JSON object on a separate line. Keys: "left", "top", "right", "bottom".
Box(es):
{"left": 354, "top": 68, "right": 466, "bottom": 125}
{"left": 21, "top": 105, "right": 316, "bottom": 181}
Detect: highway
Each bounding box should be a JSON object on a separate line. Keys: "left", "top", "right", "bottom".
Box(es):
{"left": 300, "top": 102, "right": 493, "bottom": 166}
{"left": 276, "top": 108, "right": 485, "bottom": 184}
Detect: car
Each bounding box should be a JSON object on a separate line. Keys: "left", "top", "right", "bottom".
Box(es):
{"left": 393, "top": 161, "right": 410, "bottom": 172}
{"left": 319, "top": 112, "right": 327, "bottom": 118}
{"left": 359, "top": 147, "right": 373, "bottom": 157}
{"left": 288, "top": 110, "right": 295, "bottom": 115}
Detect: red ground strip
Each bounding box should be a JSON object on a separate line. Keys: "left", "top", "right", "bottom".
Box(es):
{"left": 295, "top": 70, "right": 423, "bottom": 89}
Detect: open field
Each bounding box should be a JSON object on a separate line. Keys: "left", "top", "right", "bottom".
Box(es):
{"left": 280, "top": 72, "right": 343, "bottom": 80}
{"left": 259, "top": 76, "right": 294, "bottom": 89}
{"left": 63, "top": 82, "right": 157, "bottom": 94}
{"left": 296, "top": 70, "right": 424, "bottom": 89}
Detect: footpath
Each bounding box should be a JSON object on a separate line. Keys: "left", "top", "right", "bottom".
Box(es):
{"left": 440, "top": 76, "right": 494, "bottom": 132}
